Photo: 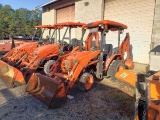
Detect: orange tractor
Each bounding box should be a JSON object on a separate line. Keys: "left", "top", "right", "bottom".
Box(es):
{"left": 26, "top": 20, "right": 134, "bottom": 108}
{"left": 0, "top": 22, "right": 85, "bottom": 88}
{"left": 1, "top": 25, "right": 58, "bottom": 65}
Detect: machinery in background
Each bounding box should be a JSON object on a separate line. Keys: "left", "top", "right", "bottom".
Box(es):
{"left": 0, "top": 30, "right": 39, "bottom": 55}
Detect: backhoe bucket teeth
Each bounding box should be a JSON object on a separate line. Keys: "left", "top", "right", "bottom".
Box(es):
{"left": 0, "top": 60, "right": 25, "bottom": 88}
{"left": 26, "top": 73, "right": 66, "bottom": 108}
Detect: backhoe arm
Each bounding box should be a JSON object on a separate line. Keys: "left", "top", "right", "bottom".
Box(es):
{"left": 118, "top": 33, "right": 134, "bottom": 69}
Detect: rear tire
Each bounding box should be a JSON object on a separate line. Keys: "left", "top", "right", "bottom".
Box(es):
{"left": 78, "top": 73, "right": 94, "bottom": 92}
{"left": 107, "top": 60, "right": 125, "bottom": 81}
{"left": 44, "top": 60, "right": 56, "bottom": 75}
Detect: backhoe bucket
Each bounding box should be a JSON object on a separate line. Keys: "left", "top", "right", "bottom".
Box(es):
{"left": 26, "top": 73, "right": 66, "bottom": 108}
{"left": 0, "top": 60, "right": 25, "bottom": 88}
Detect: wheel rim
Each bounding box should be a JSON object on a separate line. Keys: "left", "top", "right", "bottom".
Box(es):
{"left": 47, "top": 61, "right": 55, "bottom": 73}
{"left": 84, "top": 76, "right": 93, "bottom": 90}
{"left": 49, "top": 64, "right": 53, "bottom": 73}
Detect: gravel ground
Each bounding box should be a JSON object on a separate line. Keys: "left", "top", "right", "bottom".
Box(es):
{"left": 0, "top": 77, "right": 135, "bottom": 120}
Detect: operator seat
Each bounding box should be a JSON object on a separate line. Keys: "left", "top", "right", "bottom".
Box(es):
{"left": 88, "top": 41, "right": 99, "bottom": 51}
{"left": 71, "top": 38, "right": 78, "bottom": 48}
{"left": 91, "top": 41, "right": 113, "bottom": 60}
{"left": 71, "top": 38, "right": 83, "bottom": 48}
{"left": 63, "top": 38, "right": 80, "bottom": 51}
{"left": 91, "top": 41, "right": 113, "bottom": 54}
{"left": 77, "top": 40, "right": 82, "bottom": 46}
{"left": 91, "top": 41, "right": 96, "bottom": 47}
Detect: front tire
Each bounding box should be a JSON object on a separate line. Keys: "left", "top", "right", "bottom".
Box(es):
{"left": 44, "top": 60, "right": 56, "bottom": 75}
{"left": 78, "top": 73, "right": 94, "bottom": 92}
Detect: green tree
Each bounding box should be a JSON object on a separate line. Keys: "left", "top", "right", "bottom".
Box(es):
{"left": 0, "top": 5, "right": 42, "bottom": 38}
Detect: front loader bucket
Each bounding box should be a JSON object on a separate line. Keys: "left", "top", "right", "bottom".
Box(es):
{"left": 26, "top": 73, "right": 66, "bottom": 108}
{"left": 0, "top": 60, "right": 25, "bottom": 88}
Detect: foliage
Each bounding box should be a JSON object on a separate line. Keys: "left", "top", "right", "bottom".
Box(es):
{"left": 0, "top": 4, "right": 42, "bottom": 38}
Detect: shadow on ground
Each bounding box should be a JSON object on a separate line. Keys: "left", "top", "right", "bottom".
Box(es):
{"left": 0, "top": 78, "right": 134, "bottom": 120}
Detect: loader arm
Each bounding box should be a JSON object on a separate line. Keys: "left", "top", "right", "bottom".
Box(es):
{"left": 8, "top": 42, "right": 37, "bottom": 64}
{"left": 2, "top": 48, "right": 15, "bottom": 60}
{"left": 20, "top": 44, "right": 60, "bottom": 70}
{"left": 2, "top": 42, "right": 37, "bottom": 63}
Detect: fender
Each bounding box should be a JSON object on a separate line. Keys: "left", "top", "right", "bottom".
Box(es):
{"left": 104, "top": 54, "right": 123, "bottom": 71}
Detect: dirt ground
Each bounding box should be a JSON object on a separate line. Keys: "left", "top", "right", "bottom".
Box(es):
{"left": 0, "top": 77, "right": 135, "bottom": 120}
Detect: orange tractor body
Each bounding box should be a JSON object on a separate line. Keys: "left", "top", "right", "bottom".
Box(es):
{"left": 1, "top": 41, "right": 38, "bottom": 64}
{"left": 0, "top": 22, "right": 85, "bottom": 88}
{"left": 19, "top": 43, "right": 60, "bottom": 70}
{"left": 1, "top": 24, "right": 57, "bottom": 65}
{"left": 26, "top": 20, "right": 134, "bottom": 108}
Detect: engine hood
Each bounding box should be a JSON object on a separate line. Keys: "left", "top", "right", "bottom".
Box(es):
{"left": 66, "top": 51, "right": 94, "bottom": 61}
{"left": 15, "top": 42, "right": 37, "bottom": 50}
{"left": 33, "top": 44, "right": 60, "bottom": 54}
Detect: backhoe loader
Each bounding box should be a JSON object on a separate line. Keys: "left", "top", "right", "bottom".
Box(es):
{"left": 0, "top": 22, "right": 85, "bottom": 88}
{"left": 26, "top": 20, "right": 134, "bottom": 108}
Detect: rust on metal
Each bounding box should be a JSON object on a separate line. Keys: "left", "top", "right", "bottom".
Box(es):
{"left": 26, "top": 73, "right": 66, "bottom": 108}
{"left": 0, "top": 60, "right": 25, "bottom": 87}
